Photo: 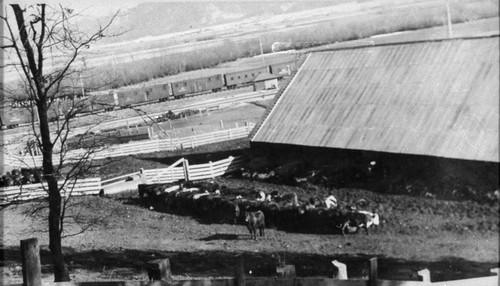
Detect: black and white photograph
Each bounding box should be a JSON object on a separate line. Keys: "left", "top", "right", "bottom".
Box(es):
{"left": 1, "top": 0, "right": 499, "bottom": 285}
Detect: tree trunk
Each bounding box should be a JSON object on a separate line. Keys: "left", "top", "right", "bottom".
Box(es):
{"left": 47, "top": 177, "right": 70, "bottom": 282}
{"left": 39, "top": 103, "right": 70, "bottom": 282}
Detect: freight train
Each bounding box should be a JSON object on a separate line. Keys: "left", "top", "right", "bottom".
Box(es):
{"left": 0, "top": 58, "right": 300, "bottom": 129}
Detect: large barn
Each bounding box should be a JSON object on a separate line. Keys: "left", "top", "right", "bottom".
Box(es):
{"left": 249, "top": 36, "right": 499, "bottom": 195}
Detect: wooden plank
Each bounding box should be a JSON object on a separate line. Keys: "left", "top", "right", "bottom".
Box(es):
{"left": 377, "top": 280, "right": 425, "bottom": 286}
{"left": 429, "top": 276, "right": 498, "bottom": 286}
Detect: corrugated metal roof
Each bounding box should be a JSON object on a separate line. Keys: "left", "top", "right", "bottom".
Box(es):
{"left": 251, "top": 36, "right": 499, "bottom": 162}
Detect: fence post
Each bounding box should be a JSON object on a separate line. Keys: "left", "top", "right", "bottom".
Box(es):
{"left": 332, "top": 260, "right": 348, "bottom": 280}
{"left": 21, "top": 238, "right": 41, "bottom": 286}
{"left": 220, "top": 120, "right": 224, "bottom": 129}
{"left": 183, "top": 159, "right": 190, "bottom": 182}
{"left": 209, "top": 161, "right": 214, "bottom": 178}
{"left": 146, "top": 258, "right": 172, "bottom": 281}
{"left": 369, "top": 257, "right": 378, "bottom": 286}
{"left": 235, "top": 256, "right": 245, "bottom": 286}
{"left": 418, "top": 269, "right": 431, "bottom": 282}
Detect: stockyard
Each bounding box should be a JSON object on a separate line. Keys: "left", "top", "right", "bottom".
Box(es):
{"left": 0, "top": 1, "right": 499, "bottom": 286}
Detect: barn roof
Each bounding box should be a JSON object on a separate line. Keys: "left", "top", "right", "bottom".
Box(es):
{"left": 251, "top": 36, "right": 499, "bottom": 163}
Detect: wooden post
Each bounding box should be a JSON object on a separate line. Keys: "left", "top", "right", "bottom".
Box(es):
{"left": 418, "top": 269, "right": 431, "bottom": 282}
{"left": 235, "top": 256, "right": 245, "bottom": 286}
{"left": 276, "top": 265, "right": 296, "bottom": 278}
{"left": 21, "top": 238, "right": 41, "bottom": 286}
{"left": 332, "top": 260, "right": 348, "bottom": 280}
{"left": 369, "top": 258, "right": 378, "bottom": 286}
{"left": 146, "top": 258, "right": 172, "bottom": 281}
{"left": 183, "top": 159, "right": 190, "bottom": 182}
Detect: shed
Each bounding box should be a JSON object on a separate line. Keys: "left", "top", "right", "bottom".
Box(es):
{"left": 253, "top": 73, "right": 280, "bottom": 91}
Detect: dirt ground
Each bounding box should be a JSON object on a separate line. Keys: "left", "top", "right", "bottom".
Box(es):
{"left": 1, "top": 175, "right": 498, "bottom": 284}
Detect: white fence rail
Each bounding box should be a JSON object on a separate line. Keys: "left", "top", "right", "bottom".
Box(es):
{"left": 143, "top": 156, "right": 245, "bottom": 184}
{"left": 0, "top": 178, "right": 102, "bottom": 205}
{"left": 3, "top": 124, "right": 254, "bottom": 169}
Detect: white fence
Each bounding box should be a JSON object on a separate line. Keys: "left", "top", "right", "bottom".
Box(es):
{"left": 0, "top": 178, "right": 102, "bottom": 205}
{"left": 0, "top": 156, "right": 246, "bottom": 204}
{"left": 142, "top": 155, "right": 245, "bottom": 184}
{"left": 3, "top": 124, "right": 255, "bottom": 169}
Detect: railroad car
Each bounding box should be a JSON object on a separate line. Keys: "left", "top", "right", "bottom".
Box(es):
{"left": 117, "top": 89, "right": 148, "bottom": 107}
{"left": 224, "top": 66, "right": 269, "bottom": 89}
{"left": 0, "top": 106, "right": 38, "bottom": 129}
{"left": 73, "top": 97, "right": 94, "bottom": 114}
{"left": 1, "top": 57, "right": 302, "bottom": 129}
{"left": 145, "top": 83, "right": 172, "bottom": 102}
{"left": 52, "top": 97, "right": 93, "bottom": 119}
{"left": 92, "top": 91, "right": 119, "bottom": 111}
{"left": 269, "top": 61, "right": 296, "bottom": 77}
{"left": 171, "top": 74, "right": 224, "bottom": 98}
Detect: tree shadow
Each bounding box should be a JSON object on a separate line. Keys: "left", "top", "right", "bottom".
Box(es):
{"left": 198, "top": 233, "right": 240, "bottom": 241}
{"left": 1, "top": 245, "right": 498, "bottom": 282}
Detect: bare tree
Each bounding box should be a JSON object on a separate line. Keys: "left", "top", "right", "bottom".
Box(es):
{"left": 1, "top": 4, "right": 118, "bottom": 281}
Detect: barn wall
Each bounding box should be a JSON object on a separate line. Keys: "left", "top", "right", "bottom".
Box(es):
{"left": 249, "top": 142, "right": 499, "bottom": 197}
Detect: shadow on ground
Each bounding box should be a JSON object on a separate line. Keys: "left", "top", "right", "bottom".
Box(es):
{"left": 199, "top": 233, "right": 240, "bottom": 241}
{"left": 1, "top": 246, "right": 498, "bottom": 282}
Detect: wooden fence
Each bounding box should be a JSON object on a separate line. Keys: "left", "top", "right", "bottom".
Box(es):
{"left": 142, "top": 156, "right": 245, "bottom": 184}
{"left": 3, "top": 124, "right": 254, "bottom": 169}
{"left": 0, "top": 156, "right": 244, "bottom": 204}
{"left": 16, "top": 239, "right": 500, "bottom": 286}
{"left": 0, "top": 178, "right": 102, "bottom": 205}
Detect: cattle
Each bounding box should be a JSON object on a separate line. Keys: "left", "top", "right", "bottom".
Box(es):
{"left": 245, "top": 210, "right": 265, "bottom": 240}
{"left": 338, "top": 210, "right": 380, "bottom": 235}
{"left": 325, "top": 194, "right": 338, "bottom": 209}
{"left": 273, "top": 192, "right": 299, "bottom": 207}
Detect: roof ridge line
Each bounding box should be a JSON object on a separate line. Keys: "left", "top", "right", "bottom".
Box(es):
{"left": 308, "top": 34, "right": 500, "bottom": 53}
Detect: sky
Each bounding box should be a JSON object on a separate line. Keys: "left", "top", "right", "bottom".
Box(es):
{"left": 3, "top": 0, "right": 139, "bottom": 16}
{"left": 3, "top": 0, "right": 301, "bottom": 17}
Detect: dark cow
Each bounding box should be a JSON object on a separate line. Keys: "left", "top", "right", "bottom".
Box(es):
{"left": 339, "top": 210, "right": 380, "bottom": 235}
{"left": 245, "top": 210, "right": 265, "bottom": 240}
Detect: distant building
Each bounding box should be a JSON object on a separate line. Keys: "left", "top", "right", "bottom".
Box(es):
{"left": 253, "top": 72, "right": 280, "bottom": 91}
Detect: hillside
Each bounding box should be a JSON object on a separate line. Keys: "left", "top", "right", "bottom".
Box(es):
{"left": 84, "top": 2, "right": 341, "bottom": 43}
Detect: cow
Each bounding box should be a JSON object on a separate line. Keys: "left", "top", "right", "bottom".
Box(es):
{"left": 273, "top": 192, "right": 299, "bottom": 207}
{"left": 338, "top": 210, "right": 380, "bottom": 235}
{"left": 245, "top": 210, "right": 265, "bottom": 240}
{"left": 325, "top": 194, "right": 338, "bottom": 209}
